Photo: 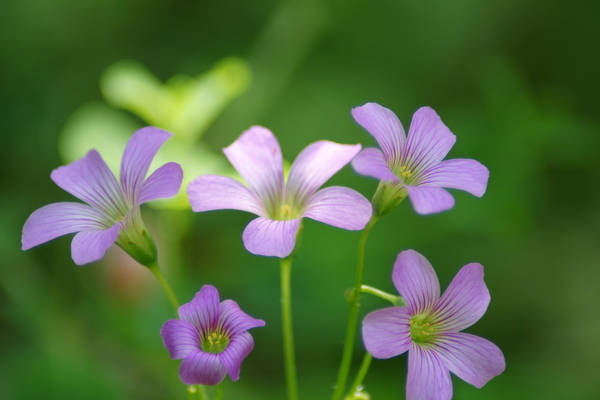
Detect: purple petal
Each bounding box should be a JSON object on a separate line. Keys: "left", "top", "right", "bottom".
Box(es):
{"left": 351, "top": 103, "right": 406, "bottom": 161}
{"left": 431, "top": 263, "right": 490, "bottom": 332}
{"left": 406, "top": 185, "right": 455, "bottom": 215}
{"left": 137, "top": 162, "right": 183, "bottom": 204}
{"left": 304, "top": 186, "right": 372, "bottom": 230}
{"left": 51, "top": 150, "right": 127, "bottom": 219}
{"left": 362, "top": 307, "right": 412, "bottom": 359}
{"left": 179, "top": 285, "right": 221, "bottom": 332}
{"left": 219, "top": 332, "right": 255, "bottom": 381}
{"left": 403, "top": 107, "right": 456, "bottom": 176}
{"left": 70, "top": 223, "right": 121, "bottom": 265}
{"left": 351, "top": 147, "right": 399, "bottom": 181}
{"left": 187, "top": 175, "right": 265, "bottom": 216}
{"left": 180, "top": 351, "right": 227, "bottom": 385}
{"left": 433, "top": 332, "right": 505, "bottom": 388}
{"left": 219, "top": 300, "right": 265, "bottom": 337}
{"left": 161, "top": 319, "right": 201, "bottom": 360}
{"left": 419, "top": 158, "right": 489, "bottom": 197}
{"left": 242, "top": 217, "right": 301, "bottom": 258}
{"left": 22, "top": 202, "right": 108, "bottom": 250}
{"left": 407, "top": 346, "right": 453, "bottom": 400}
{"left": 120, "top": 127, "right": 173, "bottom": 204}
{"left": 223, "top": 126, "right": 284, "bottom": 208}
{"left": 286, "top": 141, "right": 362, "bottom": 203}
{"left": 392, "top": 250, "right": 440, "bottom": 314}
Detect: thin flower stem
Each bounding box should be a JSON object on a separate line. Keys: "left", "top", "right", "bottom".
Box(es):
{"left": 361, "top": 285, "right": 406, "bottom": 306}
{"left": 199, "top": 385, "right": 210, "bottom": 400}
{"left": 281, "top": 256, "right": 299, "bottom": 400}
{"left": 147, "top": 261, "right": 180, "bottom": 314}
{"left": 332, "top": 215, "right": 379, "bottom": 400}
{"left": 346, "top": 352, "right": 372, "bottom": 398}
{"left": 215, "top": 383, "right": 224, "bottom": 400}
{"left": 188, "top": 385, "right": 205, "bottom": 400}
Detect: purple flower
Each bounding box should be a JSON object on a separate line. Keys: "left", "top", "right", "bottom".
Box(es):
{"left": 362, "top": 250, "right": 505, "bottom": 400}
{"left": 351, "top": 103, "right": 489, "bottom": 215}
{"left": 22, "top": 127, "right": 183, "bottom": 266}
{"left": 187, "top": 126, "right": 372, "bottom": 258}
{"left": 161, "top": 285, "right": 265, "bottom": 385}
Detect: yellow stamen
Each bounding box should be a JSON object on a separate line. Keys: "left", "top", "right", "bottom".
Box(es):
{"left": 400, "top": 165, "right": 412, "bottom": 179}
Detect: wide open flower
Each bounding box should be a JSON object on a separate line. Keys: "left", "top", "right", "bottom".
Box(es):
{"left": 362, "top": 250, "right": 505, "bottom": 400}
{"left": 351, "top": 103, "right": 489, "bottom": 215}
{"left": 161, "top": 285, "right": 265, "bottom": 385}
{"left": 187, "top": 126, "right": 372, "bottom": 258}
{"left": 22, "top": 127, "right": 183, "bottom": 266}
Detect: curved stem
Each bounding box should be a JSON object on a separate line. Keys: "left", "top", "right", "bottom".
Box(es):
{"left": 361, "top": 285, "right": 406, "bottom": 306}
{"left": 281, "top": 256, "right": 299, "bottom": 400}
{"left": 147, "top": 261, "right": 180, "bottom": 314}
{"left": 332, "top": 215, "right": 379, "bottom": 400}
{"left": 346, "top": 352, "right": 372, "bottom": 398}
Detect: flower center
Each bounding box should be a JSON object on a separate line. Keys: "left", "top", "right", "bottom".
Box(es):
{"left": 272, "top": 202, "right": 301, "bottom": 221}
{"left": 281, "top": 204, "right": 292, "bottom": 217}
{"left": 201, "top": 331, "right": 230, "bottom": 354}
{"left": 409, "top": 315, "right": 435, "bottom": 343}
{"left": 391, "top": 163, "right": 417, "bottom": 184}
{"left": 399, "top": 165, "right": 413, "bottom": 181}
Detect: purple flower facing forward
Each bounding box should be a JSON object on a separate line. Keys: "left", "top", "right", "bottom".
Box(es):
{"left": 362, "top": 250, "right": 505, "bottom": 400}
{"left": 351, "top": 103, "right": 489, "bottom": 215}
{"left": 22, "top": 127, "right": 183, "bottom": 266}
{"left": 161, "top": 285, "right": 265, "bottom": 385}
{"left": 187, "top": 126, "right": 372, "bottom": 258}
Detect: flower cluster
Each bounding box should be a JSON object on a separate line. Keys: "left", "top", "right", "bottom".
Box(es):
{"left": 22, "top": 102, "right": 504, "bottom": 399}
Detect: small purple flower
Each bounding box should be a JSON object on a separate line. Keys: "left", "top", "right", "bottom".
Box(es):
{"left": 22, "top": 127, "right": 183, "bottom": 266}
{"left": 351, "top": 103, "right": 489, "bottom": 215}
{"left": 362, "top": 250, "right": 505, "bottom": 400}
{"left": 161, "top": 285, "right": 265, "bottom": 385}
{"left": 187, "top": 126, "right": 372, "bottom": 258}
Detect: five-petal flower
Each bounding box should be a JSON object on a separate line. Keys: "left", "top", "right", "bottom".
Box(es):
{"left": 187, "top": 126, "right": 372, "bottom": 258}
{"left": 351, "top": 103, "right": 489, "bottom": 215}
{"left": 161, "top": 285, "right": 265, "bottom": 385}
{"left": 22, "top": 127, "right": 183, "bottom": 266}
{"left": 362, "top": 250, "right": 505, "bottom": 400}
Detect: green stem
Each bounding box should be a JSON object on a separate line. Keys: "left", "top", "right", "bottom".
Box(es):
{"left": 187, "top": 385, "right": 196, "bottom": 400}
{"left": 188, "top": 385, "right": 206, "bottom": 400}
{"left": 281, "top": 256, "right": 299, "bottom": 400}
{"left": 215, "top": 383, "right": 224, "bottom": 400}
{"left": 332, "top": 215, "right": 379, "bottom": 400}
{"left": 147, "top": 261, "right": 180, "bottom": 314}
{"left": 198, "top": 385, "right": 209, "bottom": 400}
{"left": 346, "top": 353, "right": 372, "bottom": 398}
{"left": 361, "top": 285, "right": 406, "bottom": 306}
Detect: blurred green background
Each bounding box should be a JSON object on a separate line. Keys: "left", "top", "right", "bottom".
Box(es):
{"left": 2, "top": 0, "right": 599, "bottom": 399}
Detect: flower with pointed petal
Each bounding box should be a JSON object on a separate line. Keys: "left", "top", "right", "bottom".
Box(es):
{"left": 362, "top": 250, "right": 505, "bottom": 400}
{"left": 22, "top": 127, "right": 183, "bottom": 266}
{"left": 187, "top": 126, "right": 372, "bottom": 258}
{"left": 351, "top": 103, "right": 489, "bottom": 215}
{"left": 161, "top": 285, "right": 265, "bottom": 385}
